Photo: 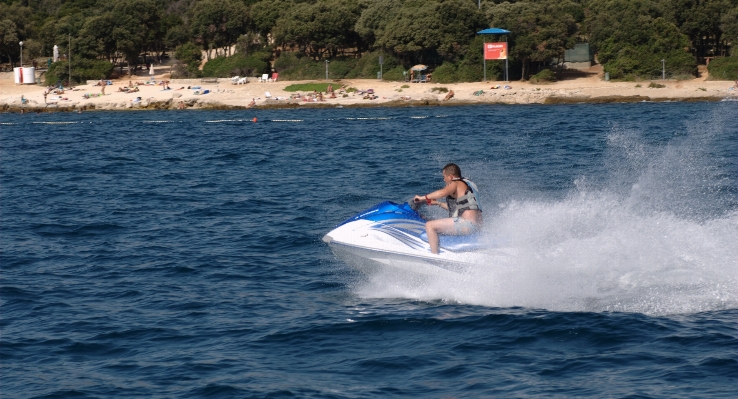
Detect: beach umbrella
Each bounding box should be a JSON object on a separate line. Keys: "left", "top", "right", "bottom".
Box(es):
{"left": 53, "top": 45, "right": 59, "bottom": 62}
{"left": 411, "top": 64, "right": 428, "bottom": 71}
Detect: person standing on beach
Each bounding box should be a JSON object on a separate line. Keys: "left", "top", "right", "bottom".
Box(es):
{"left": 149, "top": 64, "right": 155, "bottom": 81}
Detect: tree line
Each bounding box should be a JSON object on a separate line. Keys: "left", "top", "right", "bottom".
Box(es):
{"left": 2, "top": 0, "right": 736, "bottom": 82}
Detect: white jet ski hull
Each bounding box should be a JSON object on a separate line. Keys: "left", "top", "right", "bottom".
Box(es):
{"left": 323, "top": 201, "right": 502, "bottom": 276}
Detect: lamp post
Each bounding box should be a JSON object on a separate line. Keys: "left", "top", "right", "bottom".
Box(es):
{"left": 325, "top": 60, "right": 329, "bottom": 80}
{"left": 68, "top": 33, "right": 72, "bottom": 85}
{"left": 661, "top": 59, "right": 665, "bottom": 80}
{"left": 19, "top": 41, "right": 23, "bottom": 67}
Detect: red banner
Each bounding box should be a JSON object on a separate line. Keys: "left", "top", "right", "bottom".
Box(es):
{"left": 484, "top": 42, "right": 507, "bottom": 60}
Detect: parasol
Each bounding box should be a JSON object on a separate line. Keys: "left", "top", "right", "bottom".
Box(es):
{"left": 410, "top": 64, "right": 428, "bottom": 71}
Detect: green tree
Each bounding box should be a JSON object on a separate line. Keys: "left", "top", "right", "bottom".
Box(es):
{"left": 0, "top": 19, "right": 19, "bottom": 65}
{"left": 273, "top": 0, "right": 363, "bottom": 59}
{"left": 354, "top": 0, "right": 403, "bottom": 52}
{"left": 721, "top": 5, "right": 738, "bottom": 55}
{"left": 174, "top": 42, "right": 203, "bottom": 78}
{"left": 0, "top": 2, "right": 32, "bottom": 65}
{"left": 250, "top": 0, "right": 289, "bottom": 38}
{"left": 376, "top": 0, "right": 486, "bottom": 64}
{"left": 583, "top": 0, "right": 663, "bottom": 55}
{"left": 77, "top": 13, "right": 118, "bottom": 61}
{"left": 663, "top": 0, "right": 735, "bottom": 59}
{"left": 111, "top": 0, "right": 162, "bottom": 75}
{"left": 189, "top": 0, "right": 249, "bottom": 60}
{"left": 585, "top": 0, "right": 696, "bottom": 79}
{"left": 165, "top": 16, "right": 190, "bottom": 50}
{"left": 37, "top": 14, "right": 86, "bottom": 65}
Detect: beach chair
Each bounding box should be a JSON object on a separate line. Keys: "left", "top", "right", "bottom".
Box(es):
{"left": 271, "top": 72, "right": 279, "bottom": 82}
{"left": 420, "top": 75, "right": 427, "bottom": 83}
{"left": 237, "top": 77, "right": 247, "bottom": 85}
{"left": 231, "top": 76, "right": 240, "bottom": 84}
{"left": 260, "top": 74, "right": 269, "bottom": 82}
{"left": 265, "top": 91, "right": 272, "bottom": 98}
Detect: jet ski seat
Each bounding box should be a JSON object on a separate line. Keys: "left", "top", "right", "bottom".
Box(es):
{"left": 419, "top": 232, "right": 488, "bottom": 252}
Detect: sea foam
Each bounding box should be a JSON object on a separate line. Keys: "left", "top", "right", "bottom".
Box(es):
{"left": 357, "top": 107, "right": 738, "bottom": 316}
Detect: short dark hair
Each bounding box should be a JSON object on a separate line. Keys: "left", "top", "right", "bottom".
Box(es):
{"left": 442, "top": 163, "right": 461, "bottom": 177}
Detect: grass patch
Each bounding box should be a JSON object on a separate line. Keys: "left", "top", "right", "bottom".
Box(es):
{"left": 284, "top": 83, "right": 332, "bottom": 92}
{"left": 635, "top": 84, "right": 642, "bottom": 88}
{"left": 648, "top": 82, "right": 666, "bottom": 88}
{"left": 698, "top": 87, "right": 706, "bottom": 91}
{"left": 346, "top": 87, "right": 357, "bottom": 93}
{"left": 431, "top": 87, "right": 449, "bottom": 93}
{"left": 401, "top": 84, "right": 410, "bottom": 88}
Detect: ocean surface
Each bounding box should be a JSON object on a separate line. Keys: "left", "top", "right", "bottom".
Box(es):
{"left": 1, "top": 102, "right": 737, "bottom": 398}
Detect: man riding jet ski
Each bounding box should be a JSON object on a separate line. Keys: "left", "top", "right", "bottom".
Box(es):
{"left": 413, "top": 163, "right": 482, "bottom": 254}
{"left": 323, "top": 164, "right": 499, "bottom": 276}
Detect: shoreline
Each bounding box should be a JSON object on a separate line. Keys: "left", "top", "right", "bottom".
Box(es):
{"left": 2, "top": 95, "right": 733, "bottom": 114}
{"left": 2, "top": 70, "right": 736, "bottom": 113}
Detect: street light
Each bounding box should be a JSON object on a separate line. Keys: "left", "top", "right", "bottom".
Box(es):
{"left": 69, "top": 34, "right": 72, "bottom": 86}
{"left": 325, "top": 60, "right": 329, "bottom": 80}
{"left": 661, "top": 59, "right": 666, "bottom": 80}
{"left": 19, "top": 41, "right": 23, "bottom": 67}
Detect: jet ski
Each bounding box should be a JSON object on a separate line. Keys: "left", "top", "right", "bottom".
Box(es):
{"left": 323, "top": 200, "right": 503, "bottom": 276}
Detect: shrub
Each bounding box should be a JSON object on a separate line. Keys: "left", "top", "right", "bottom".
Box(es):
{"left": 420, "top": 60, "right": 498, "bottom": 83}
{"left": 431, "top": 62, "right": 457, "bottom": 83}
{"left": 707, "top": 56, "right": 738, "bottom": 80}
{"left": 345, "top": 51, "right": 400, "bottom": 79}
{"left": 380, "top": 66, "right": 406, "bottom": 81}
{"left": 171, "top": 63, "right": 200, "bottom": 79}
{"left": 174, "top": 43, "right": 203, "bottom": 78}
{"left": 604, "top": 45, "right": 696, "bottom": 80}
{"left": 202, "top": 53, "right": 270, "bottom": 78}
{"left": 274, "top": 53, "right": 322, "bottom": 80}
{"left": 648, "top": 82, "right": 666, "bottom": 88}
{"left": 175, "top": 43, "right": 202, "bottom": 66}
{"left": 327, "top": 58, "right": 358, "bottom": 79}
{"left": 431, "top": 87, "right": 449, "bottom": 93}
{"left": 274, "top": 53, "right": 360, "bottom": 80}
{"left": 46, "top": 59, "right": 114, "bottom": 85}
{"left": 455, "top": 62, "right": 484, "bottom": 82}
{"left": 529, "top": 69, "right": 557, "bottom": 83}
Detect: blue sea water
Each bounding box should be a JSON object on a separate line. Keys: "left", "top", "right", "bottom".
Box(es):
{"left": 1, "top": 102, "right": 737, "bottom": 398}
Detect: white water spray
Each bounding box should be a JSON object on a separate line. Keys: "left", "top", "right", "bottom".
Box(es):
{"left": 356, "top": 110, "right": 738, "bottom": 315}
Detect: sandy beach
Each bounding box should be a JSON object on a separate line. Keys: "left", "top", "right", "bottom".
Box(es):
{"left": 2, "top": 66, "right": 736, "bottom": 112}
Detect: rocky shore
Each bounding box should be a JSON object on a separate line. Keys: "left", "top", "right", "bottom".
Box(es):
{"left": 2, "top": 70, "right": 735, "bottom": 113}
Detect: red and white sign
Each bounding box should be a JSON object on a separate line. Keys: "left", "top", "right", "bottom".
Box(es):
{"left": 484, "top": 42, "right": 507, "bottom": 60}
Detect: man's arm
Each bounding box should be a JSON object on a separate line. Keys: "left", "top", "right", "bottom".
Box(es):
{"left": 414, "top": 182, "right": 457, "bottom": 203}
